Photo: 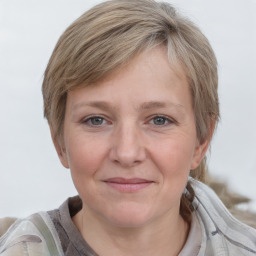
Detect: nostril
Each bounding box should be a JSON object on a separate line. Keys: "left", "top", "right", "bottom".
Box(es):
{"left": 109, "top": 147, "right": 147, "bottom": 167}
{"left": 109, "top": 127, "right": 147, "bottom": 166}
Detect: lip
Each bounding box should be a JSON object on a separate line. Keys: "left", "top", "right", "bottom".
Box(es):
{"left": 103, "top": 177, "right": 154, "bottom": 192}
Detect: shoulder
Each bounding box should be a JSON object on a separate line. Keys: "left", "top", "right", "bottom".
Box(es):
{"left": 0, "top": 218, "right": 17, "bottom": 238}
{"left": 0, "top": 212, "right": 63, "bottom": 256}
{"left": 190, "top": 178, "right": 256, "bottom": 255}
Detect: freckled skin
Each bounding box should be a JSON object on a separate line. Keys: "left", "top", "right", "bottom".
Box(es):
{"left": 53, "top": 47, "right": 210, "bottom": 255}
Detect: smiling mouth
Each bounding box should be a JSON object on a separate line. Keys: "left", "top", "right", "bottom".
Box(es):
{"left": 103, "top": 178, "right": 154, "bottom": 192}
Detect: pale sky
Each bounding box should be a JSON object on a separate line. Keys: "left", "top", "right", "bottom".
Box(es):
{"left": 0, "top": 0, "right": 255, "bottom": 217}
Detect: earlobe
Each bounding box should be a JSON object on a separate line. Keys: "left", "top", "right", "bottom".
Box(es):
{"left": 190, "top": 121, "right": 216, "bottom": 170}
{"left": 50, "top": 127, "right": 69, "bottom": 169}
{"left": 190, "top": 138, "right": 210, "bottom": 170}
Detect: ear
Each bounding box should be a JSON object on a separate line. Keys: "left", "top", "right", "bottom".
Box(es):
{"left": 50, "top": 126, "right": 69, "bottom": 169}
{"left": 190, "top": 122, "right": 215, "bottom": 170}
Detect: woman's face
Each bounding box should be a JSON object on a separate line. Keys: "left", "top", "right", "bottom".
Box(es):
{"left": 56, "top": 47, "right": 208, "bottom": 228}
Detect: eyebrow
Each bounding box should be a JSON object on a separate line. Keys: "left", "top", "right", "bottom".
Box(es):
{"left": 139, "top": 101, "right": 184, "bottom": 110}
{"left": 72, "top": 101, "right": 117, "bottom": 112}
{"left": 72, "top": 100, "right": 184, "bottom": 112}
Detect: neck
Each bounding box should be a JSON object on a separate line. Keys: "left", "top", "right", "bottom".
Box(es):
{"left": 73, "top": 206, "right": 190, "bottom": 256}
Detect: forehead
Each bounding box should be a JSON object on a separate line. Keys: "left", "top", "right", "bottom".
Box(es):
{"left": 71, "top": 46, "right": 188, "bottom": 96}
{"left": 102, "top": 46, "right": 187, "bottom": 86}
{"left": 66, "top": 47, "right": 192, "bottom": 117}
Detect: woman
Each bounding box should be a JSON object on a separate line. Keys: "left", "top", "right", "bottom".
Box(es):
{"left": 0, "top": 0, "right": 255, "bottom": 255}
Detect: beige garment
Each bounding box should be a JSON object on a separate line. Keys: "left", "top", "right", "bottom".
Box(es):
{"left": 0, "top": 212, "right": 64, "bottom": 256}
{"left": 0, "top": 218, "right": 17, "bottom": 238}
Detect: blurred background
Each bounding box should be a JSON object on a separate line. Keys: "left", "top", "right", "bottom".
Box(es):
{"left": 0, "top": 0, "right": 255, "bottom": 218}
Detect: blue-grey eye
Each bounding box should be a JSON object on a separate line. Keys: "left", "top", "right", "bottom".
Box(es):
{"left": 152, "top": 116, "right": 168, "bottom": 125}
{"left": 89, "top": 117, "right": 105, "bottom": 125}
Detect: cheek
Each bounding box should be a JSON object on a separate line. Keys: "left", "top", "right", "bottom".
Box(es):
{"left": 65, "top": 135, "right": 108, "bottom": 178}
{"left": 149, "top": 135, "right": 196, "bottom": 176}
{"left": 65, "top": 136, "right": 109, "bottom": 200}
{"left": 144, "top": 139, "right": 193, "bottom": 211}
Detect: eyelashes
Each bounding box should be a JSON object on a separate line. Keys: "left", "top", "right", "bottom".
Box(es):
{"left": 149, "top": 115, "right": 175, "bottom": 126}
{"left": 83, "top": 116, "right": 107, "bottom": 126}
{"left": 82, "top": 114, "right": 177, "bottom": 128}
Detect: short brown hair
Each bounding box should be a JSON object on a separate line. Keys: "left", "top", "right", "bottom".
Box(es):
{"left": 42, "top": 0, "right": 219, "bottom": 221}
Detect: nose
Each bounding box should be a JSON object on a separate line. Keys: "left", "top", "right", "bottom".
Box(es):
{"left": 109, "top": 122, "right": 147, "bottom": 167}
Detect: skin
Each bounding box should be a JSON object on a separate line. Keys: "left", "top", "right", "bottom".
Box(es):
{"left": 53, "top": 47, "right": 210, "bottom": 256}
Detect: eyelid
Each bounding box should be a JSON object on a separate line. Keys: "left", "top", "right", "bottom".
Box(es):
{"left": 82, "top": 115, "right": 111, "bottom": 126}
{"left": 147, "top": 114, "right": 177, "bottom": 125}
{"left": 80, "top": 114, "right": 177, "bottom": 126}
